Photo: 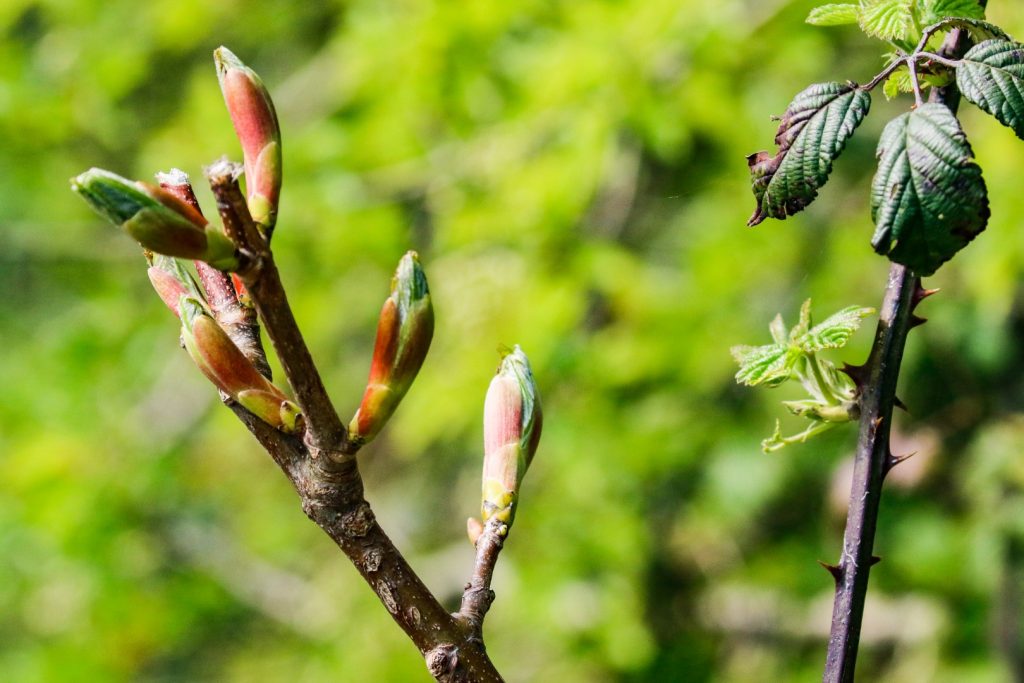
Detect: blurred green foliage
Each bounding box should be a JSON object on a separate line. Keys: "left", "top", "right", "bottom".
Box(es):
{"left": 4, "top": 1, "right": 1024, "bottom": 681}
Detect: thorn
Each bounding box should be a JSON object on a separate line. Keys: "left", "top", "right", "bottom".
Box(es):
{"left": 870, "top": 555, "right": 882, "bottom": 566}
{"left": 909, "top": 314, "right": 927, "bottom": 329}
{"left": 885, "top": 450, "right": 917, "bottom": 473}
{"left": 818, "top": 560, "right": 843, "bottom": 584}
{"left": 911, "top": 278, "right": 939, "bottom": 310}
{"left": 872, "top": 416, "right": 884, "bottom": 431}
{"left": 841, "top": 362, "right": 869, "bottom": 389}
{"left": 893, "top": 396, "right": 909, "bottom": 413}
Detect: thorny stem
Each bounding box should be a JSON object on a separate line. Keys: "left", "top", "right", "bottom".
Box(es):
{"left": 821, "top": 22, "right": 977, "bottom": 683}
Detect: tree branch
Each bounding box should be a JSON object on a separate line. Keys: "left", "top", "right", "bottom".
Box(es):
{"left": 196, "top": 159, "right": 505, "bottom": 681}
{"left": 822, "top": 24, "right": 976, "bottom": 683}
{"left": 205, "top": 160, "right": 349, "bottom": 454}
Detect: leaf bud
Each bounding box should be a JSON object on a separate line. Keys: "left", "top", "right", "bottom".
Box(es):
{"left": 481, "top": 345, "right": 542, "bottom": 527}
{"left": 348, "top": 252, "right": 434, "bottom": 445}
{"left": 71, "top": 168, "right": 237, "bottom": 270}
{"left": 180, "top": 297, "right": 302, "bottom": 433}
{"left": 214, "top": 46, "right": 282, "bottom": 233}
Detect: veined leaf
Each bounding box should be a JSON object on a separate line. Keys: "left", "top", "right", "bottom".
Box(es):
{"left": 918, "top": 0, "right": 985, "bottom": 27}
{"left": 870, "top": 103, "right": 989, "bottom": 275}
{"left": 957, "top": 39, "right": 1024, "bottom": 139}
{"left": 731, "top": 343, "right": 795, "bottom": 387}
{"left": 859, "top": 0, "right": 914, "bottom": 41}
{"left": 922, "top": 16, "right": 1010, "bottom": 42}
{"left": 807, "top": 4, "right": 859, "bottom": 26}
{"left": 747, "top": 82, "right": 871, "bottom": 226}
{"left": 799, "top": 306, "right": 875, "bottom": 352}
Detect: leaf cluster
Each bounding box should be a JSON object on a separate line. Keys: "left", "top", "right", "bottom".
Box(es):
{"left": 747, "top": 6, "right": 1024, "bottom": 276}
{"left": 732, "top": 301, "right": 874, "bottom": 451}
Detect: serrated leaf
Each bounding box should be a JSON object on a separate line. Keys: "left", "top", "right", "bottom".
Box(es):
{"left": 918, "top": 0, "right": 985, "bottom": 26}
{"left": 747, "top": 83, "right": 871, "bottom": 226}
{"left": 923, "top": 16, "right": 1011, "bottom": 42}
{"left": 731, "top": 343, "right": 793, "bottom": 387}
{"left": 798, "top": 305, "right": 875, "bottom": 352}
{"left": 769, "top": 314, "right": 787, "bottom": 344}
{"left": 859, "top": 0, "right": 914, "bottom": 41}
{"left": 790, "top": 299, "right": 813, "bottom": 340}
{"left": 957, "top": 40, "right": 1024, "bottom": 140}
{"left": 807, "top": 4, "right": 860, "bottom": 26}
{"left": 870, "top": 103, "right": 989, "bottom": 275}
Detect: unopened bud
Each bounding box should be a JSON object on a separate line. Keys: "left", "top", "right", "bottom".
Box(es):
{"left": 71, "top": 168, "right": 237, "bottom": 270}
{"left": 180, "top": 297, "right": 302, "bottom": 433}
{"left": 348, "top": 252, "right": 434, "bottom": 445}
{"left": 214, "top": 46, "right": 282, "bottom": 233}
{"left": 481, "top": 346, "right": 542, "bottom": 527}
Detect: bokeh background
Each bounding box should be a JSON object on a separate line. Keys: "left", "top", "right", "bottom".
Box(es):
{"left": 4, "top": 1, "right": 1024, "bottom": 681}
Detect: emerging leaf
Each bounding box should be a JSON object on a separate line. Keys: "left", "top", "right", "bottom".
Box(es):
{"left": 799, "top": 306, "right": 875, "bottom": 352}
{"left": 957, "top": 40, "right": 1024, "bottom": 140}
{"left": 870, "top": 103, "right": 989, "bottom": 275}
{"left": 918, "top": 0, "right": 985, "bottom": 27}
{"left": 747, "top": 82, "right": 871, "bottom": 226}
{"left": 731, "top": 343, "right": 794, "bottom": 387}
{"left": 858, "top": 0, "right": 914, "bottom": 41}
{"left": 807, "top": 4, "right": 859, "bottom": 26}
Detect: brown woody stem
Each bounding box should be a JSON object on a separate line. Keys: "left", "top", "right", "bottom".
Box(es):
{"left": 204, "top": 159, "right": 348, "bottom": 453}
{"left": 457, "top": 517, "right": 507, "bottom": 640}
{"left": 199, "top": 157, "right": 503, "bottom": 680}
{"left": 822, "top": 23, "right": 976, "bottom": 683}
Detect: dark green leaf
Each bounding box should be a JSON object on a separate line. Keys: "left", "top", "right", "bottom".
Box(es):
{"left": 870, "top": 103, "right": 989, "bottom": 275}
{"left": 922, "top": 16, "right": 1011, "bottom": 42}
{"left": 957, "top": 39, "right": 1024, "bottom": 139}
{"left": 747, "top": 82, "right": 871, "bottom": 226}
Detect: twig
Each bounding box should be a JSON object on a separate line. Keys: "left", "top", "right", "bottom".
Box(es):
{"left": 157, "top": 169, "right": 272, "bottom": 379}
{"left": 196, "top": 160, "right": 506, "bottom": 681}
{"left": 821, "top": 24, "right": 976, "bottom": 683}
{"left": 457, "top": 517, "right": 508, "bottom": 639}
{"left": 204, "top": 160, "right": 349, "bottom": 454}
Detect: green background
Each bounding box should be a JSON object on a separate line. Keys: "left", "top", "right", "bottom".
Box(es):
{"left": 3, "top": 1, "right": 1024, "bottom": 681}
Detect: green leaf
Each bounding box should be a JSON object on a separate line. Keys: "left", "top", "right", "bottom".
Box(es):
{"left": 859, "top": 0, "right": 914, "bottom": 41}
{"left": 922, "top": 16, "right": 1011, "bottom": 42}
{"left": 798, "top": 306, "right": 875, "bottom": 352}
{"left": 747, "top": 82, "right": 871, "bottom": 226}
{"left": 807, "top": 4, "right": 859, "bottom": 26}
{"left": 731, "top": 343, "right": 793, "bottom": 387}
{"left": 957, "top": 39, "right": 1024, "bottom": 140}
{"left": 918, "top": 0, "right": 985, "bottom": 26}
{"left": 789, "top": 299, "right": 813, "bottom": 341}
{"left": 769, "top": 313, "right": 788, "bottom": 345}
{"left": 870, "top": 103, "right": 989, "bottom": 275}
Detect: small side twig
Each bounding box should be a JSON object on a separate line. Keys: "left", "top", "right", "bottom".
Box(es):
{"left": 205, "top": 160, "right": 349, "bottom": 454}
{"left": 457, "top": 517, "right": 508, "bottom": 639}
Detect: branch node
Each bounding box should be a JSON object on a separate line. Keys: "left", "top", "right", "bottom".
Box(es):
{"left": 425, "top": 645, "right": 460, "bottom": 678}
{"left": 841, "top": 362, "right": 870, "bottom": 390}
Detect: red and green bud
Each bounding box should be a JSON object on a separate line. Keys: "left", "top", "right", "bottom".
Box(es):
{"left": 180, "top": 297, "right": 302, "bottom": 433}
{"left": 146, "top": 254, "right": 208, "bottom": 319}
{"left": 71, "top": 168, "right": 237, "bottom": 270}
{"left": 214, "top": 46, "right": 282, "bottom": 233}
{"left": 348, "top": 252, "right": 434, "bottom": 445}
{"left": 481, "top": 346, "right": 542, "bottom": 527}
